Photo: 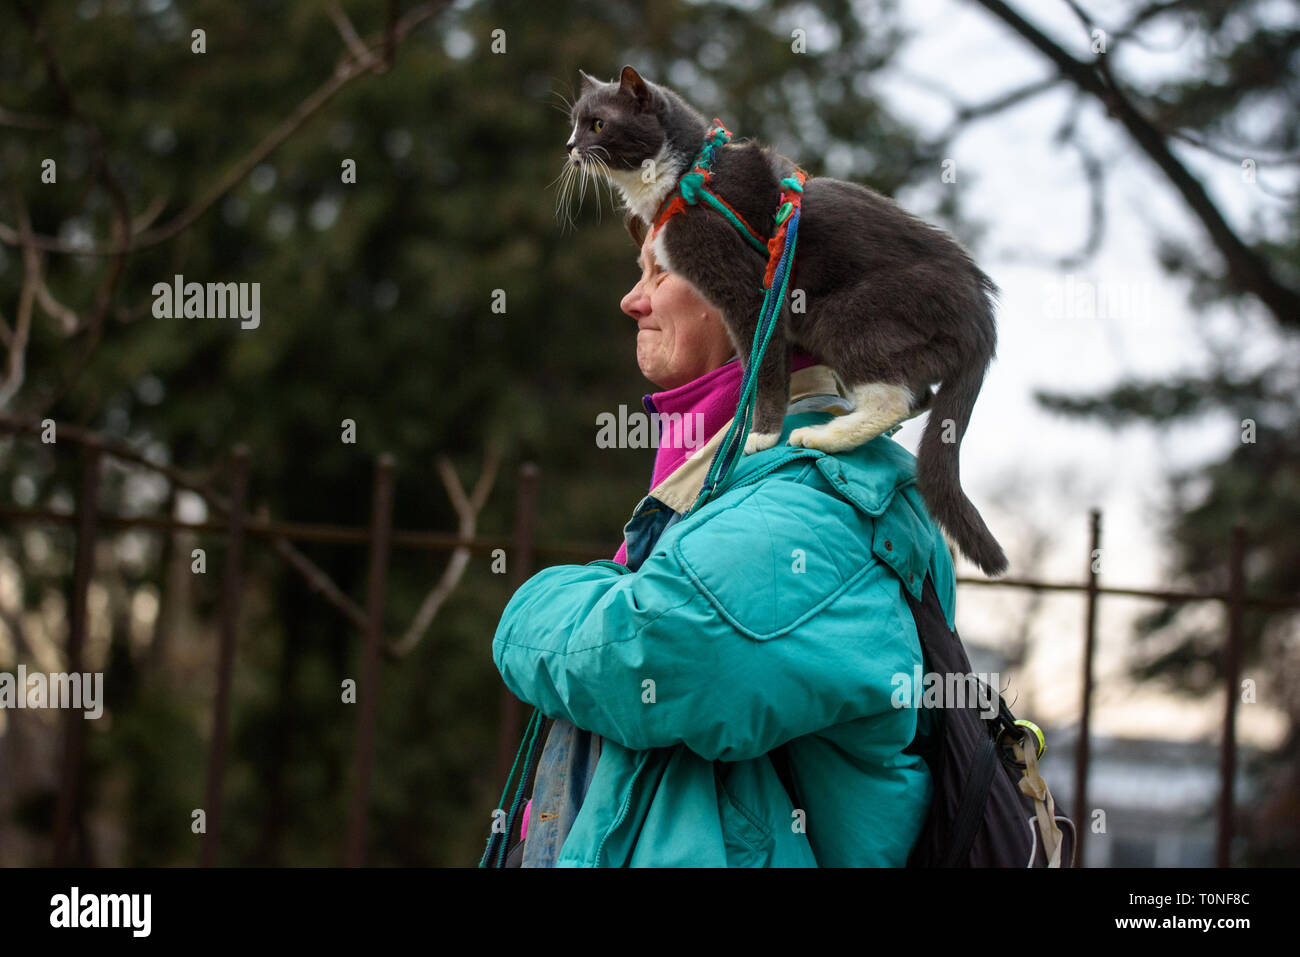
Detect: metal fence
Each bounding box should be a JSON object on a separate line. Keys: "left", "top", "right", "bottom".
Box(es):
{"left": 1, "top": 415, "right": 1296, "bottom": 866}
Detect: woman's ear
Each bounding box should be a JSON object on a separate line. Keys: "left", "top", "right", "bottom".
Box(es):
{"left": 624, "top": 212, "right": 647, "bottom": 248}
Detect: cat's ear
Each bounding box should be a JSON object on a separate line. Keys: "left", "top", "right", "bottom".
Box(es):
{"left": 577, "top": 69, "right": 601, "bottom": 98}
{"left": 619, "top": 65, "right": 651, "bottom": 110}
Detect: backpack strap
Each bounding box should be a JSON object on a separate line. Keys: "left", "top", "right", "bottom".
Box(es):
{"left": 902, "top": 573, "right": 1000, "bottom": 867}
{"left": 941, "top": 731, "right": 998, "bottom": 866}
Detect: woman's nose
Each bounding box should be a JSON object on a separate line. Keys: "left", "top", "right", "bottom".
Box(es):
{"left": 621, "top": 283, "right": 650, "bottom": 320}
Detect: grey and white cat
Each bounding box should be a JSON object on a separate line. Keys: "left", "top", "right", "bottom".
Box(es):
{"left": 565, "top": 66, "right": 1007, "bottom": 576}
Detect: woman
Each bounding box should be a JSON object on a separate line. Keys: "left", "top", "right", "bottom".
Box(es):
{"left": 492, "top": 216, "right": 958, "bottom": 867}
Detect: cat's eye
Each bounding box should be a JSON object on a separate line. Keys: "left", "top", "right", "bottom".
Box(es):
{"left": 592, "top": 118, "right": 604, "bottom": 133}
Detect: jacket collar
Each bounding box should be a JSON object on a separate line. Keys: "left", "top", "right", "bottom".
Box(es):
{"left": 724, "top": 422, "right": 921, "bottom": 517}
{"left": 643, "top": 352, "right": 820, "bottom": 492}
{"left": 633, "top": 364, "right": 937, "bottom": 601}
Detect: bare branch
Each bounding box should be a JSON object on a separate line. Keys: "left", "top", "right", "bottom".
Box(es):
{"left": 131, "top": 194, "right": 169, "bottom": 233}
{"left": 34, "top": 275, "right": 79, "bottom": 335}
{"left": 1169, "top": 127, "right": 1300, "bottom": 168}
{"left": 1125, "top": 0, "right": 1192, "bottom": 31}
{"left": 1059, "top": 0, "right": 1095, "bottom": 32}
{"left": 466, "top": 443, "right": 502, "bottom": 514}
{"left": 971, "top": 0, "right": 1300, "bottom": 327}
{"left": 930, "top": 75, "right": 1062, "bottom": 146}
{"left": 390, "top": 445, "right": 502, "bottom": 657}
{"left": 958, "top": 76, "right": 1061, "bottom": 123}
{"left": 3, "top": 2, "right": 447, "bottom": 414}
{"left": 12, "top": 1, "right": 133, "bottom": 414}
{"left": 0, "top": 197, "right": 41, "bottom": 411}
{"left": 13, "top": 2, "right": 134, "bottom": 263}
{"left": 383, "top": 0, "right": 401, "bottom": 70}
{"left": 0, "top": 413, "right": 370, "bottom": 631}
{"left": 326, "top": 0, "right": 378, "bottom": 67}
{"left": 1065, "top": 0, "right": 1196, "bottom": 51}
{"left": 270, "top": 537, "right": 368, "bottom": 632}
{"left": 0, "top": 1, "right": 448, "bottom": 257}
{"left": 997, "top": 135, "right": 1106, "bottom": 270}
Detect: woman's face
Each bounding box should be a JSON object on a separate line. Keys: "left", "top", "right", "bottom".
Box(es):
{"left": 620, "top": 232, "right": 735, "bottom": 390}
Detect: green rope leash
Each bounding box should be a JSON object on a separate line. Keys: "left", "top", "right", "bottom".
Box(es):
{"left": 478, "top": 707, "right": 544, "bottom": 867}
{"left": 680, "top": 173, "right": 768, "bottom": 255}
{"left": 689, "top": 176, "right": 805, "bottom": 517}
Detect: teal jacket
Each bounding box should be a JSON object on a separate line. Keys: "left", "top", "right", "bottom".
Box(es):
{"left": 493, "top": 407, "right": 957, "bottom": 866}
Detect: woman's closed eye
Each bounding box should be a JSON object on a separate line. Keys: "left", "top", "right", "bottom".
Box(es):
{"left": 638, "top": 256, "right": 664, "bottom": 288}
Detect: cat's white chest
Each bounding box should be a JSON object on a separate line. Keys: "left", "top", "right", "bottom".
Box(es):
{"left": 604, "top": 147, "right": 684, "bottom": 224}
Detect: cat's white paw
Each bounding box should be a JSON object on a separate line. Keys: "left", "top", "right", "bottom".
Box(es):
{"left": 788, "top": 425, "right": 856, "bottom": 453}
{"left": 789, "top": 384, "right": 913, "bottom": 453}
{"left": 744, "top": 431, "right": 781, "bottom": 455}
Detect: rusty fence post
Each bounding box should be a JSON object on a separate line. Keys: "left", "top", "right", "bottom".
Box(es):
{"left": 1216, "top": 525, "right": 1246, "bottom": 867}
{"left": 1073, "top": 508, "right": 1101, "bottom": 867}
{"left": 345, "top": 453, "right": 395, "bottom": 867}
{"left": 200, "top": 444, "right": 249, "bottom": 866}
{"left": 52, "top": 443, "right": 101, "bottom": 866}
{"left": 495, "top": 462, "right": 538, "bottom": 791}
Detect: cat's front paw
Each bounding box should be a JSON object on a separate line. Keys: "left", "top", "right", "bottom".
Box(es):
{"left": 788, "top": 425, "right": 859, "bottom": 453}
{"left": 744, "top": 431, "right": 781, "bottom": 455}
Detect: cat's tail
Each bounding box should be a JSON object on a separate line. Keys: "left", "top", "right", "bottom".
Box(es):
{"left": 916, "top": 354, "right": 1008, "bottom": 577}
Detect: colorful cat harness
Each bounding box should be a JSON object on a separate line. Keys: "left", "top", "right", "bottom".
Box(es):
{"left": 650, "top": 120, "right": 809, "bottom": 512}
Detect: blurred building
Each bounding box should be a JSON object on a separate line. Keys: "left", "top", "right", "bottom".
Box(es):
{"left": 959, "top": 639, "right": 1262, "bottom": 867}
{"left": 1037, "top": 724, "right": 1262, "bottom": 867}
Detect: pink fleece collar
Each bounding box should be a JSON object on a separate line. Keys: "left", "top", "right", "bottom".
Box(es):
{"left": 642, "top": 350, "right": 817, "bottom": 491}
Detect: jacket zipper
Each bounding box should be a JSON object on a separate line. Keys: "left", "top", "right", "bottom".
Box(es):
{"left": 593, "top": 751, "right": 651, "bottom": 867}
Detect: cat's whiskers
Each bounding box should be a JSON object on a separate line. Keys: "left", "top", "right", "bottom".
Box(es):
{"left": 576, "top": 154, "right": 597, "bottom": 220}
{"left": 586, "top": 153, "right": 620, "bottom": 223}
{"left": 561, "top": 164, "right": 580, "bottom": 231}
{"left": 552, "top": 143, "right": 625, "bottom": 230}
{"left": 549, "top": 88, "right": 576, "bottom": 117}
{"left": 587, "top": 148, "right": 620, "bottom": 213}
{"left": 553, "top": 160, "right": 579, "bottom": 231}
{"left": 585, "top": 155, "right": 605, "bottom": 221}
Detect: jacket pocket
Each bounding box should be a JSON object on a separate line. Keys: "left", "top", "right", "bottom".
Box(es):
{"left": 674, "top": 482, "right": 876, "bottom": 640}
{"left": 715, "top": 763, "right": 777, "bottom": 866}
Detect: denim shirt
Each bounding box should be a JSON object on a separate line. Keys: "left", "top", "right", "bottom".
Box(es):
{"left": 519, "top": 373, "right": 884, "bottom": 867}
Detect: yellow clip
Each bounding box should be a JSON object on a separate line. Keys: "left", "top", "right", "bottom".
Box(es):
{"left": 1015, "top": 719, "right": 1046, "bottom": 759}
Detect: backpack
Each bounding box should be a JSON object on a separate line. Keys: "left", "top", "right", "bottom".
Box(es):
{"left": 770, "top": 572, "right": 1077, "bottom": 867}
